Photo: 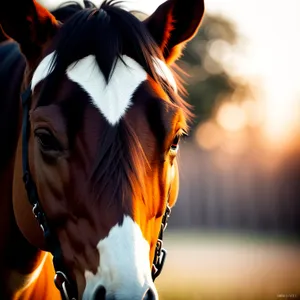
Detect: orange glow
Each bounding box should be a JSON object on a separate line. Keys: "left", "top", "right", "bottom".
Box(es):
{"left": 14, "top": 253, "right": 61, "bottom": 300}
{"left": 262, "top": 96, "right": 300, "bottom": 146}
{"left": 240, "top": 100, "right": 263, "bottom": 127}
{"left": 216, "top": 102, "right": 247, "bottom": 132}
{"left": 203, "top": 0, "right": 300, "bottom": 148}
{"left": 195, "top": 121, "right": 223, "bottom": 150}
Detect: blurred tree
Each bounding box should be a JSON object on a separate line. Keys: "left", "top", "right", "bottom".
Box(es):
{"left": 177, "top": 14, "right": 251, "bottom": 128}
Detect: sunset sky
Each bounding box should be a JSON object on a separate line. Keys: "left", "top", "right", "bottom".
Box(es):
{"left": 205, "top": 0, "right": 300, "bottom": 143}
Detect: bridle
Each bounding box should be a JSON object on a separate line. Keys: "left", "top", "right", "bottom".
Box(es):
{"left": 151, "top": 203, "right": 171, "bottom": 281}
{"left": 21, "top": 86, "right": 172, "bottom": 299}
{"left": 21, "top": 87, "right": 77, "bottom": 300}
{"left": 21, "top": 85, "right": 172, "bottom": 299}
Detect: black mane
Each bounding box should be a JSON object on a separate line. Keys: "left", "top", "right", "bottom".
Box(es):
{"left": 50, "top": 1, "right": 163, "bottom": 84}
{"left": 51, "top": 0, "right": 97, "bottom": 23}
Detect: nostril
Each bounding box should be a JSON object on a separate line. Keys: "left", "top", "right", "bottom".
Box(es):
{"left": 93, "top": 285, "right": 106, "bottom": 300}
{"left": 142, "top": 288, "right": 156, "bottom": 300}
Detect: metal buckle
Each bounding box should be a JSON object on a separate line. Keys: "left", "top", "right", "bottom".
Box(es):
{"left": 154, "top": 239, "right": 163, "bottom": 266}
{"left": 151, "top": 203, "right": 172, "bottom": 281}
{"left": 32, "top": 203, "right": 45, "bottom": 233}
{"left": 54, "top": 271, "right": 76, "bottom": 300}
{"left": 162, "top": 205, "right": 171, "bottom": 231}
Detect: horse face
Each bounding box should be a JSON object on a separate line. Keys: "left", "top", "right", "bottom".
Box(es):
{"left": 29, "top": 66, "right": 182, "bottom": 299}
{"left": 2, "top": 0, "right": 204, "bottom": 299}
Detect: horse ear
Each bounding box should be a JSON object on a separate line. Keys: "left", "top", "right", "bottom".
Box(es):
{"left": 0, "top": 0, "right": 59, "bottom": 59}
{"left": 144, "top": 0, "right": 205, "bottom": 64}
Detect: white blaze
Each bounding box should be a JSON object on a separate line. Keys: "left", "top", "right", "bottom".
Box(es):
{"left": 31, "top": 51, "right": 176, "bottom": 125}
{"left": 66, "top": 55, "right": 147, "bottom": 125}
{"left": 31, "top": 51, "right": 56, "bottom": 90}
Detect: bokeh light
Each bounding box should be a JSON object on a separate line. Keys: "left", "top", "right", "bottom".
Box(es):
{"left": 216, "top": 102, "right": 247, "bottom": 132}
{"left": 195, "top": 121, "right": 223, "bottom": 150}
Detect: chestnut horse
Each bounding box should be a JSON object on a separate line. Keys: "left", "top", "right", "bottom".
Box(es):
{"left": 0, "top": 0, "right": 204, "bottom": 299}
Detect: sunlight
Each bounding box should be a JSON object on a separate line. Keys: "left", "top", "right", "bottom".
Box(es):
{"left": 216, "top": 102, "right": 247, "bottom": 132}
{"left": 262, "top": 73, "right": 300, "bottom": 144}
{"left": 263, "top": 96, "right": 299, "bottom": 144}
{"left": 205, "top": 0, "right": 300, "bottom": 146}
{"left": 240, "top": 100, "right": 262, "bottom": 127}
{"left": 195, "top": 121, "right": 223, "bottom": 150}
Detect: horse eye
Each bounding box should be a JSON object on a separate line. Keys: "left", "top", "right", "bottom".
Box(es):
{"left": 170, "top": 135, "right": 180, "bottom": 153}
{"left": 35, "top": 129, "right": 62, "bottom": 152}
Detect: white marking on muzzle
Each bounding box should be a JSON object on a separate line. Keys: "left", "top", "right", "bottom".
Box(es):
{"left": 82, "top": 216, "right": 157, "bottom": 300}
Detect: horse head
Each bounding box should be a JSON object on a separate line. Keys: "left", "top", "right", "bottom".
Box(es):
{"left": 0, "top": 0, "right": 204, "bottom": 299}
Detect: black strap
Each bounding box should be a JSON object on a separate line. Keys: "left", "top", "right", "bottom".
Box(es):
{"left": 21, "top": 87, "right": 77, "bottom": 300}
{"left": 21, "top": 87, "right": 56, "bottom": 248}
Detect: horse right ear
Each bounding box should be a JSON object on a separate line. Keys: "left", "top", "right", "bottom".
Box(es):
{"left": 144, "top": 0, "right": 205, "bottom": 65}
{"left": 0, "top": 0, "right": 59, "bottom": 60}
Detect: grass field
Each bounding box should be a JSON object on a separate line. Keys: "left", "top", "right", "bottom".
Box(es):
{"left": 155, "top": 230, "right": 300, "bottom": 300}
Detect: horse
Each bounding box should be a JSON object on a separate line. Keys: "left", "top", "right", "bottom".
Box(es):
{"left": 0, "top": 0, "right": 204, "bottom": 299}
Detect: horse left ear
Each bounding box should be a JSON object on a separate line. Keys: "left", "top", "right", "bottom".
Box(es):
{"left": 144, "top": 0, "right": 205, "bottom": 64}
{"left": 0, "top": 0, "right": 59, "bottom": 60}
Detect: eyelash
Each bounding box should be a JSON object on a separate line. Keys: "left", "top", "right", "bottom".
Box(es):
{"left": 170, "top": 135, "right": 180, "bottom": 152}
{"left": 169, "top": 130, "right": 187, "bottom": 154}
